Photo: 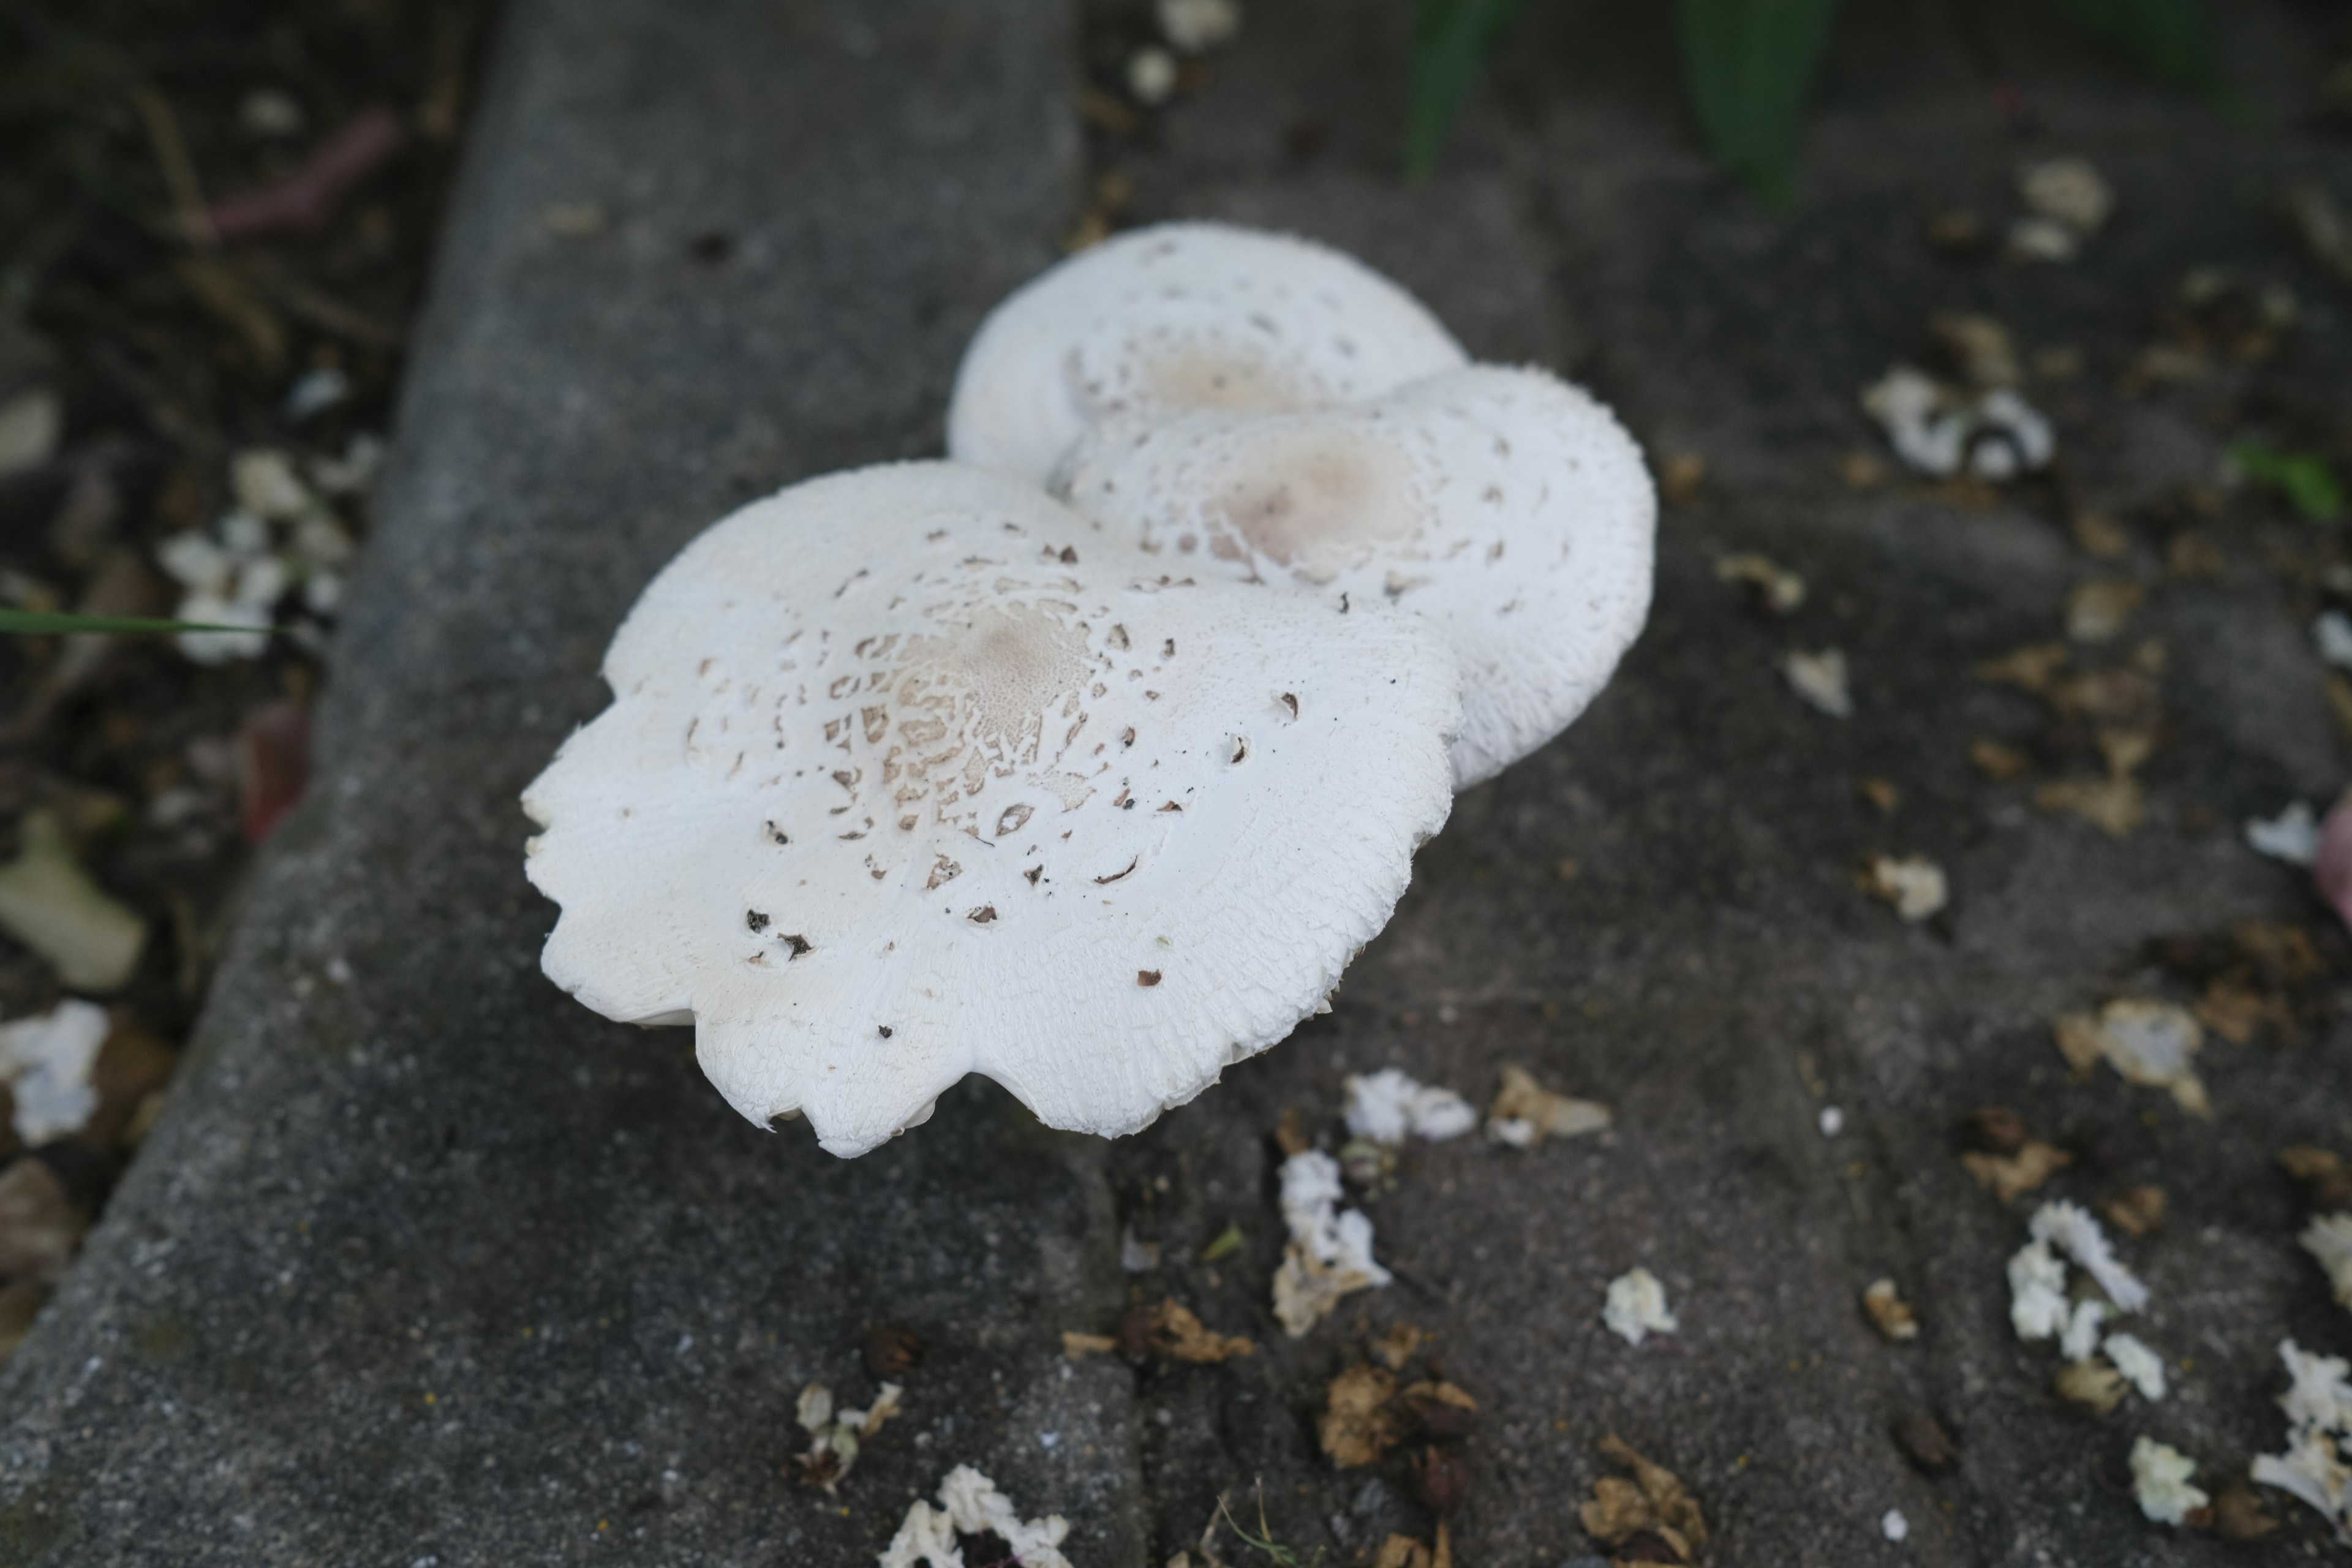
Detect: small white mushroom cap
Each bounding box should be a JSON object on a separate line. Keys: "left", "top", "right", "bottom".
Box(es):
{"left": 522, "top": 463, "right": 1461, "bottom": 1156}
{"left": 1052, "top": 364, "right": 1656, "bottom": 786}
{"left": 946, "top": 222, "right": 1469, "bottom": 484}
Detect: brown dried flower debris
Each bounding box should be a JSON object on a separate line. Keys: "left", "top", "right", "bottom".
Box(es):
{"left": 1486, "top": 1063, "right": 1610, "bottom": 1146}
{"left": 2101, "top": 1186, "right": 2167, "bottom": 1237}
{"left": 2151, "top": 922, "right": 2334, "bottom": 1047}
{"left": 1372, "top": 1526, "right": 1453, "bottom": 1568}
{"left": 2282, "top": 1146, "right": 2352, "bottom": 1216}
{"left": 1862, "top": 1278, "right": 1920, "bottom": 1341}
{"left": 2056, "top": 1357, "right": 2127, "bottom": 1415}
{"left": 1962, "top": 1140, "right": 2075, "bottom": 1204}
{"left": 1319, "top": 1363, "right": 1406, "bottom": 1468}
{"left": 1580, "top": 1435, "right": 1708, "bottom": 1565}
{"left": 1975, "top": 641, "right": 2166, "bottom": 837}
{"left": 1062, "top": 1298, "right": 1253, "bottom": 1363}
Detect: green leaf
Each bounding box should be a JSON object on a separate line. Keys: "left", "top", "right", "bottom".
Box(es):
{"left": 1197, "top": 1222, "right": 1245, "bottom": 1263}
{"left": 0, "top": 609, "right": 280, "bottom": 637}
{"left": 2054, "top": 0, "right": 2220, "bottom": 97}
{"left": 2231, "top": 441, "right": 2346, "bottom": 525}
{"left": 1404, "top": 0, "right": 1533, "bottom": 181}
{"left": 1676, "top": 0, "right": 1842, "bottom": 208}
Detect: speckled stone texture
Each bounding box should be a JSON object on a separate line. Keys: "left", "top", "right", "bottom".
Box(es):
{"left": 7, "top": 1, "right": 2352, "bottom": 1564}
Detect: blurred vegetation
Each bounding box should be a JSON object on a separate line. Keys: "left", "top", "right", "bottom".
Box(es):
{"left": 1408, "top": 0, "right": 2225, "bottom": 200}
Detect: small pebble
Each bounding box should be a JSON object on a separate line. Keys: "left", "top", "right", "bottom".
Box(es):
{"left": 1882, "top": 1507, "right": 1909, "bottom": 1542}
{"left": 1820, "top": 1106, "right": 1844, "bottom": 1137}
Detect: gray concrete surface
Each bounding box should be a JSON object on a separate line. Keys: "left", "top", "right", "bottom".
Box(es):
{"left": 7, "top": 0, "right": 2352, "bottom": 1564}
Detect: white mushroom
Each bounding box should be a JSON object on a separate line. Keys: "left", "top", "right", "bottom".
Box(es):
{"left": 946, "top": 222, "right": 1468, "bottom": 484}
{"left": 1051, "top": 364, "right": 1655, "bottom": 786}
{"left": 522, "top": 463, "right": 1461, "bottom": 1157}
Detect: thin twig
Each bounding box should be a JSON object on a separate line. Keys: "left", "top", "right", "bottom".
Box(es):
{"left": 133, "top": 85, "right": 218, "bottom": 250}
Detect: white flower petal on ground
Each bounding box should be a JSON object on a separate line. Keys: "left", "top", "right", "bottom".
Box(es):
{"left": 522, "top": 464, "right": 1462, "bottom": 1158}
{"left": 2060, "top": 1298, "right": 2111, "bottom": 1361}
{"left": 948, "top": 222, "right": 1467, "bottom": 485}
{"left": 2007, "top": 1237, "right": 2070, "bottom": 1341}
{"left": 2103, "top": 1333, "right": 2166, "bottom": 1400}
{"left": 1272, "top": 1148, "right": 1390, "bottom": 1336}
{"left": 2254, "top": 1339, "right": 2352, "bottom": 1542}
{"left": 1781, "top": 648, "right": 1852, "bottom": 717}
{"left": 2130, "top": 1436, "right": 2206, "bottom": 1525}
{"left": 2301, "top": 1213, "right": 2352, "bottom": 1309}
{"left": 2246, "top": 801, "right": 2321, "bottom": 866}
{"left": 0, "top": 999, "right": 109, "bottom": 1144}
{"left": 1604, "top": 1266, "right": 1678, "bottom": 1346}
{"left": 1343, "top": 1066, "right": 1476, "bottom": 1145}
{"left": 2314, "top": 610, "right": 2352, "bottom": 671}
{"left": 2030, "top": 1200, "right": 2149, "bottom": 1313}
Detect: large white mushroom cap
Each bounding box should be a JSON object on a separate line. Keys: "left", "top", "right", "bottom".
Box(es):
{"left": 522, "top": 464, "right": 1461, "bottom": 1157}
{"left": 1052, "top": 364, "right": 1656, "bottom": 787}
{"left": 946, "top": 222, "right": 1468, "bottom": 485}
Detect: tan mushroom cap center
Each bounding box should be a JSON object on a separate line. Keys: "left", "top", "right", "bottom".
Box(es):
{"left": 1138, "top": 342, "right": 1306, "bottom": 417}
{"left": 1198, "top": 426, "right": 1420, "bottom": 576}
{"left": 891, "top": 605, "right": 1093, "bottom": 791}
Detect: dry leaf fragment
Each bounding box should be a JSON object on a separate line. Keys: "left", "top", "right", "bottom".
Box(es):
{"left": 2071, "top": 510, "right": 2130, "bottom": 559}
{"left": 2064, "top": 579, "right": 2144, "bottom": 643}
{"left": 1273, "top": 1105, "right": 1311, "bottom": 1156}
{"left": 1862, "top": 1278, "right": 1920, "bottom": 1341}
{"left": 1372, "top": 1536, "right": 1431, "bottom": 1568}
{"left": 2211, "top": 1482, "right": 2279, "bottom": 1541}
{"left": 1962, "top": 1140, "right": 2074, "bottom": 1203}
{"left": 1401, "top": 1380, "right": 1480, "bottom": 1438}
{"left": 2035, "top": 774, "right": 2147, "bottom": 837}
{"left": 2056, "top": 1358, "right": 2128, "bottom": 1415}
{"left": 1967, "top": 1105, "right": 2029, "bottom": 1153}
{"left": 1714, "top": 552, "right": 1805, "bottom": 613}
{"left": 0, "top": 1279, "right": 48, "bottom": 1366}
{"left": 2282, "top": 1146, "right": 2352, "bottom": 1215}
{"left": 1893, "top": 1410, "right": 1956, "bottom": 1474}
{"left": 1932, "top": 313, "right": 2021, "bottom": 388}
{"left": 2052, "top": 1000, "right": 2209, "bottom": 1117}
{"left": 1580, "top": 1435, "right": 1706, "bottom": 1562}
{"left": 1657, "top": 452, "right": 1706, "bottom": 507}
{"left": 0, "top": 812, "right": 147, "bottom": 993}
{"left": 1373, "top": 1321, "right": 1423, "bottom": 1370}
{"left": 0, "top": 1159, "right": 82, "bottom": 1283}
{"left": 1971, "top": 738, "right": 2032, "bottom": 779}
{"left": 1121, "top": 1298, "right": 1254, "bottom": 1362}
{"left": 1061, "top": 1332, "right": 1117, "bottom": 1359}
{"left": 1485, "top": 1063, "right": 1610, "bottom": 1147}
{"left": 1978, "top": 643, "right": 2069, "bottom": 695}
{"left": 1859, "top": 854, "right": 1947, "bottom": 921}
{"left": 2101, "top": 1186, "right": 2167, "bottom": 1237}
{"left": 1858, "top": 777, "right": 1899, "bottom": 812}
{"left": 1319, "top": 1363, "right": 1405, "bottom": 1468}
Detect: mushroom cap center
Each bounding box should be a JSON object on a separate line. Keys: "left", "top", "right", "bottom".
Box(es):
{"left": 1202, "top": 426, "right": 1419, "bottom": 573}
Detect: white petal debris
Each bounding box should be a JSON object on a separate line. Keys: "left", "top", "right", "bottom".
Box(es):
{"left": 1860, "top": 854, "right": 1948, "bottom": 922}
{"left": 0, "top": 810, "right": 147, "bottom": 993}
{"left": 2130, "top": 1436, "right": 2207, "bottom": 1526}
{"left": 880, "top": 1464, "right": 1072, "bottom": 1568}
{"left": 2053, "top": 1000, "right": 2209, "bottom": 1118}
{"left": 2253, "top": 1340, "right": 2352, "bottom": 1543}
{"left": 2103, "top": 1333, "right": 2167, "bottom": 1401}
{"left": 1881, "top": 1508, "right": 1909, "bottom": 1543}
{"left": 1272, "top": 1150, "right": 1390, "bottom": 1337}
{"left": 2246, "top": 800, "right": 2321, "bottom": 866}
{"left": 1819, "top": 1105, "right": 1845, "bottom": 1137}
{"left": 795, "top": 1379, "right": 906, "bottom": 1494}
{"left": 2301, "top": 1214, "right": 2352, "bottom": 1310}
{"left": 1714, "top": 552, "right": 1806, "bottom": 614}
{"left": 0, "top": 1000, "right": 109, "bottom": 1144}
{"left": 1157, "top": 0, "right": 1239, "bottom": 51}
{"left": 1780, "top": 648, "right": 1852, "bottom": 717}
{"left": 157, "top": 446, "right": 357, "bottom": 664}
{"left": 2019, "top": 157, "right": 2114, "bottom": 236}
{"left": 2007, "top": 1238, "right": 2071, "bottom": 1341}
{"left": 0, "top": 389, "right": 62, "bottom": 478}
{"left": 1603, "top": 1266, "right": 1678, "bottom": 1346}
{"left": 1484, "top": 1063, "right": 1610, "bottom": 1147}
{"left": 2315, "top": 610, "right": 2352, "bottom": 671}
{"left": 2060, "top": 1298, "right": 2111, "bottom": 1362}
{"left": 1343, "top": 1067, "right": 1477, "bottom": 1146}
{"left": 1126, "top": 45, "right": 1177, "bottom": 105}
{"left": 1861, "top": 366, "right": 2054, "bottom": 480}
{"left": 2032, "top": 1200, "right": 2150, "bottom": 1314}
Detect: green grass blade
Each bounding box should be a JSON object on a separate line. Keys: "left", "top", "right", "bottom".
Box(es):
{"left": 2231, "top": 441, "right": 2346, "bottom": 525}
{"left": 1404, "top": 0, "right": 1532, "bottom": 181}
{"left": 1676, "top": 0, "right": 1842, "bottom": 208}
{"left": 0, "top": 609, "right": 281, "bottom": 636}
